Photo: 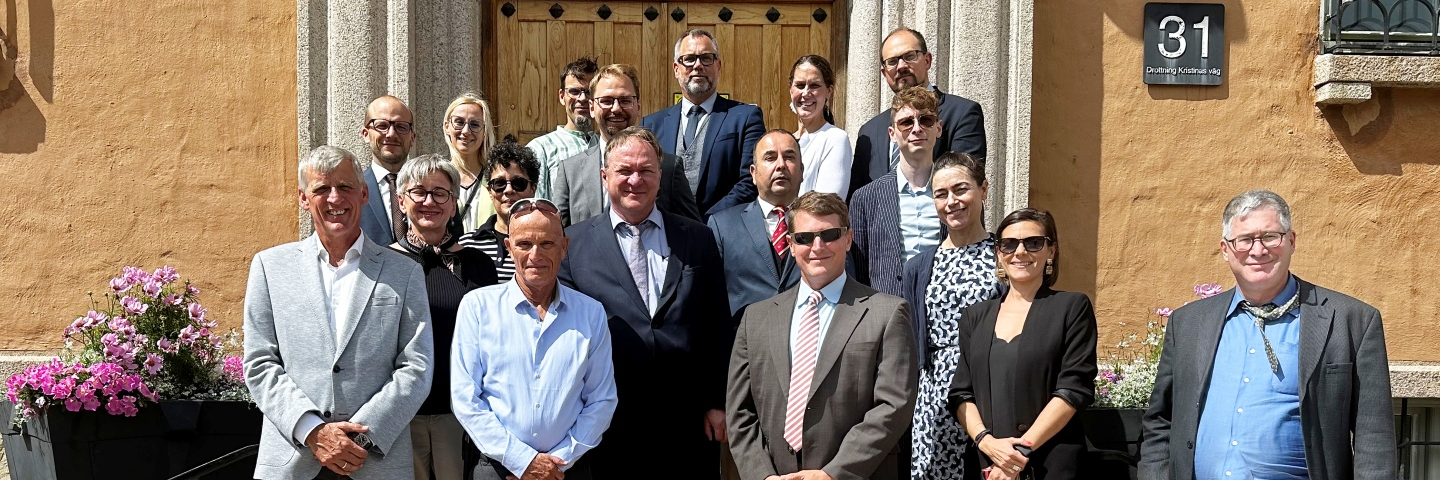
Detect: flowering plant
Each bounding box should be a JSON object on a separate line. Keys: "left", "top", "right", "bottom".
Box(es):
{"left": 5, "top": 266, "right": 249, "bottom": 425}
{"left": 1093, "top": 282, "right": 1225, "bottom": 408}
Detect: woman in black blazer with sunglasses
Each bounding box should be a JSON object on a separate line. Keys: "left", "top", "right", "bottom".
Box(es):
{"left": 948, "top": 208, "right": 1098, "bottom": 480}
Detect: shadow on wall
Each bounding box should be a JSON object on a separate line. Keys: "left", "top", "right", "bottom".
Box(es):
{"left": 1322, "top": 88, "right": 1440, "bottom": 176}
{"left": 1, "top": 0, "right": 52, "bottom": 153}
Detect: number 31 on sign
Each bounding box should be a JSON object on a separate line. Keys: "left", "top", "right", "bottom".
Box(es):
{"left": 1143, "top": 3, "right": 1225, "bottom": 86}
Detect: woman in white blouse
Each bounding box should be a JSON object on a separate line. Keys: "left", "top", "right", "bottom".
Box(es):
{"left": 789, "top": 55, "right": 853, "bottom": 200}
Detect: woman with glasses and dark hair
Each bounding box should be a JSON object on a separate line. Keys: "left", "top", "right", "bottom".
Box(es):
{"left": 902, "top": 152, "right": 999, "bottom": 480}
{"left": 443, "top": 92, "right": 500, "bottom": 233}
{"left": 458, "top": 141, "right": 541, "bottom": 283}
{"left": 947, "top": 208, "right": 1097, "bottom": 480}
{"left": 788, "top": 54, "right": 853, "bottom": 200}
{"left": 388, "top": 153, "right": 500, "bottom": 480}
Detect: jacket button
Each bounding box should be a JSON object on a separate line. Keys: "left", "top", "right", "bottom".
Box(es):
{"left": 1187, "top": 441, "right": 1194, "bottom": 449}
{"left": 323, "top": 410, "right": 331, "bottom": 418}
{"left": 1017, "top": 423, "right": 1029, "bottom": 432}
{"left": 333, "top": 365, "right": 341, "bottom": 373}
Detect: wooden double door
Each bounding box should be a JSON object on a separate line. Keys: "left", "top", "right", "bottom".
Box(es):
{"left": 483, "top": 0, "right": 841, "bottom": 144}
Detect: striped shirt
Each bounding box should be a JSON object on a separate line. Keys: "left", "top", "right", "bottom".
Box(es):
{"left": 526, "top": 126, "right": 597, "bottom": 200}
{"left": 458, "top": 215, "right": 516, "bottom": 283}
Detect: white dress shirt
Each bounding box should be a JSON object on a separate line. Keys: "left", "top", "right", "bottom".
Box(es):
{"left": 291, "top": 232, "right": 366, "bottom": 445}
{"left": 608, "top": 207, "right": 670, "bottom": 316}
{"left": 756, "top": 197, "right": 782, "bottom": 239}
{"left": 371, "top": 163, "right": 399, "bottom": 227}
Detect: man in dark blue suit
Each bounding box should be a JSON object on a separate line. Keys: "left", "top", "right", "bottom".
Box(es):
{"left": 709, "top": 129, "right": 804, "bottom": 320}
{"left": 558, "top": 126, "right": 731, "bottom": 480}
{"left": 850, "top": 28, "right": 986, "bottom": 197}
{"left": 358, "top": 95, "right": 417, "bottom": 243}
{"left": 641, "top": 28, "right": 766, "bottom": 218}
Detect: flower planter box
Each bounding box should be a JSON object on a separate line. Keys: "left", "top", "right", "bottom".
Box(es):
{"left": 1080, "top": 407, "right": 1145, "bottom": 480}
{"left": 2, "top": 400, "right": 262, "bottom": 480}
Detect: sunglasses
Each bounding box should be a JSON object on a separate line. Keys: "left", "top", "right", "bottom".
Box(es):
{"left": 488, "top": 177, "right": 533, "bottom": 193}
{"left": 894, "top": 114, "right": 939, "bottom": 130}
{"left": 997, "top": 236, "right": 1052, "bottom": 254}
{"left": 509, "top": 198, "right": 558, "bottom": 217}
{"left": 789, "top": 227, "right": 848, "bottom": 246}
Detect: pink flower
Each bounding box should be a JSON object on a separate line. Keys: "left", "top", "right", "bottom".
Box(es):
{"left": 178, "top": 326, "right": 198, "bottom": 345}
{"left": 1195, "top": 282, "right": 1224, "bottom": 299}
{"left": 1155, "top": 307, "right": 1173, "bottom": 317}
{"left": 188, "top": 303, "right": 208, "bottom": 322}
{"left": 157, "top": 337, "right": 177, "bottom": 354}
{"left": 120, "top": 296, "right": 148, "bottom": 315}
{"left": 142, "top": 280, "right": 165, "bottom": 298}
{"left": 223, "top": 356, "right": 245, "bottom": 382}
{"left": 164, "top": 294, "right": 184, "bottom": 306}
{"left": 105, "top": 395, "right": 139, "bottom": 416}
{"left": 139, "top": 383, "right": 158, "bottom": 402}
{"left": 110, "top": 277, "right": 133, "bottom": 294}
{"left": 152, "top": 266, "right": 180, "bottom": 284}
{"left": 143, "top": 353, "right": 164, "bottom": 375}
{"left": 122, "top": 266, "right": 148, "bottom": 284}
{"left": 64, "top": 397, "right": 84, "bottom": 412}
{"left": 186, "top": 283, "right": 200, "bottom": 296}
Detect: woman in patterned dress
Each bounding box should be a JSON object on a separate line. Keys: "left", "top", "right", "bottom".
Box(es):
{"left": 903, "top": 152, "right": 999, "bottom": 480}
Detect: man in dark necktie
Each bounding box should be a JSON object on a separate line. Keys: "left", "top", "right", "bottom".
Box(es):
{"left": 557, "top": 126, "right": 731, "bottom": 479}
{"left": 1141, "top": 189, "right": 1396, "bottom": 480}
{"left": 358, "top": 95, "right": 417, "bottom": 243}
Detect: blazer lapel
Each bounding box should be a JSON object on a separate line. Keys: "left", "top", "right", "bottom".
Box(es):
{"left": 335, "top": 243, "right": 380, "bottom": 361}
{"left": 592, "top": 219, "right": 651, "bottom": 314}
{"left": 655, "top": 215, "right": 684, "bottom": 315}
{"left": 771, "top": 288, "right": 801, "bottom": 389}
{"left": 574, "top": 146, "right": 604, "bottom": 216}
{"left": 296, "top": 239, "right": 337, "bottom": 360}
{"left": 1193, "top": 290, "right": 1231, "bottom": 398}
{"left": 808, "top": 279, "right": 867, "bottom": 399}
{"left": 742, "top": 202, "right": 782, "bottom": 283}
{"left": 698, "top": 99, "right": 731, "bottom": 188}
{"left": 969, "top": 301, "right": 998, "bottom": 419}
{"left": 1296, "top": 280, "right": 1334, "bottom": 400}
{"left": 654, "top": 106, "right": 680, "bottom": 154}
{"left": 364, "top": 169, "right": 392, "bottom": 241}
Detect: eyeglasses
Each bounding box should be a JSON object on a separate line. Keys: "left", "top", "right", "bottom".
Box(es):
{"left": 510, "top": 198, "right": 559, "bottom": 217}
{"left": 488, "top": 177, "right": 533, "bottom": 193}
{"left": 448, "top": 117, "right": 485, "bottom": 132}
{"left": 367, "top": 119, "right": 414, "bottom": 135}
{"left": 677, "top": 53, "right": 719, "bottom": 68}
{"left": 564, "top": 87, "right": 590, "bottom": 98}
{"left": 882, "top": 50, "right": 925, "bottom": 69}
{"left": 997, "top": 236, "right": 1052, "bottom": 254}
{"left": 789, "top": 227, "right": 848, "bottom": 246}
{"left": 895, "top": 114, "right": 939, "bottom": 130}
{"left": 593, "top": 96, "right": 639, "bottom": 109}
{"left": 1225, "top": 231, "right": 1287, "bottom": 252}
{"left": 404, "top": 187, "right": 453, "bottom": 204}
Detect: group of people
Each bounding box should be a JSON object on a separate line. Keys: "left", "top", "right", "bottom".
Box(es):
{"left": 240, "top": 24, "right": 1398, "bottom": 480}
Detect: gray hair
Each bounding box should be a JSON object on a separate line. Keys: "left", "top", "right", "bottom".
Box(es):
{"left": 1222, "top": 189, "right": 1293, "bottom": 239}
{"left": 298, "top": 145, "right": 363, "bottom": 189}
{"left": 673, "top": 29, "right": 719, "bottom": 60}
{"left": 397, "top": 153, "right": 461, "bottom": 191}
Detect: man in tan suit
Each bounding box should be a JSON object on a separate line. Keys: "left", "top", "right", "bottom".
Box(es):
{"left": 726, "top": 191, "right": 918, "bottom": 480}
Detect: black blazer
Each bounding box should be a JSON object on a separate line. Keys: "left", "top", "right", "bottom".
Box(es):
{"left": 948, "top": 288, "right": 1098, "bottom": 467}
{"left": 850, "top": 88, "right": 986, "bottom": 197}
{"left": 557, "top": 210, "right": 732, "bottom": 476}
{"left": 641, "top": 96, "right": 766, "bottom": 217}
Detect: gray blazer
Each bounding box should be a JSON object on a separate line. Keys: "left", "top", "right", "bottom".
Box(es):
{"left": 549, "top": 143, "right": 700, "bottom": 226}
{"left": 1139, "top": 278, "right": 1396, "bottom": 480}
{"left": 242, "top": 235, "right": 434, "bottom": 480}
{"left": 726, "top": 277, "right": 918, "bottom": 480}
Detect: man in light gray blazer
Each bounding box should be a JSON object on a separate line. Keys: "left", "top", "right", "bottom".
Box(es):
{"left": 550, "top": 63, "right": 699, "bottom": 226}
{"left": 244, "top": 145, "right": 434, "bottom": 480}
{"left": 1140, "top": 190, "right": 1395, "bottom": 480}
{"left": 727, "top": 191, "right": 918, "bottom": 480}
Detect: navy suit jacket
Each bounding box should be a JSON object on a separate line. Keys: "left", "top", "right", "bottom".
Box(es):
{"left": 641, "top": 96, "right": 765, "bottom": 217}
{"left": 360, "top": 168, "right": 395, "bottom": 243}
{"left": 707, "top": 201, "right": 802, "bottom": 320}
{"left": 848, "top": 173, "right": 944, "bottom": 298}
{"left": 850, "top": 88, "right": 986, "bottom": 197}
{"left": 558, "top": 209, "right": 732, "bottom": 477}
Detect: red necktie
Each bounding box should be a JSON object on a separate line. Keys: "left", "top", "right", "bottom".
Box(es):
{"left": 771, "top": 206, "right": 789, "bottom": 256}
{"left": 784, "top": 291, "right": 824, "bottom": 451}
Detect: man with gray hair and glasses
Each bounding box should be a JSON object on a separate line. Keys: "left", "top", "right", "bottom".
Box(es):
{"left": 1140, "top": 189, "right": 1396, "bottom": 480}
{"left": 244, "top": 145, "right": 434, "bottom": 479}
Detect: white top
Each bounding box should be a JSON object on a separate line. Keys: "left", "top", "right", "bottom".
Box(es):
{"left": 370, "top": 163, "right": 399, "bottom": 226}
{"left": 796, "top": 123, "right": 854, "bottom": 200}
{"left": 292, "top": 232, "right": 366, "bottom": 445}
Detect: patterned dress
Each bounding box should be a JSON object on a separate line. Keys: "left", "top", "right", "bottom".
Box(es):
{"left": 912, "top": 237, "right": 999, "bottom": 480}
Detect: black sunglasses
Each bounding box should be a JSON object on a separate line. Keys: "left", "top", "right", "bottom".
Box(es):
{"left": 789, "top": 227, "right": 848, "bottom": 246}
{"left": 488, "top": 177, "right": 533, "bottom": 193}
{"left": 997, "top": 236, "right": 1052, "bottom": 254}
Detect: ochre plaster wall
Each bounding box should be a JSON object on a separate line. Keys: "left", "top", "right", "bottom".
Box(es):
{"left": 0, "top": 1, "right": 297, "bottom": 350}
{"left": 1031, "top": 0, "right": 1440, "bottom": 361}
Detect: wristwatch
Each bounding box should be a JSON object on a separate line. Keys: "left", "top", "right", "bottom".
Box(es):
{"left": 348, "top": 431, "right": 379, "bottom": 454}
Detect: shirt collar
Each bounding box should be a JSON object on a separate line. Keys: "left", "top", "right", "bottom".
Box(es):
{"left": 896, "top": 172, "right": 931, "bottom": 195}
{"left": 557, "top": 125, "right": 596, "bottom": 141}
{"left": 797, "top": 272, "right": 848, "bottom": 306}
{"left": 1228, "top": 274, "right": 1299, "bottom": 316}
{"left": 681, "top": 93, "right": 719, "bottom": 115}
{"left": 503, "top": 277, "right": 568, "bottom": 315}
{"left": 371, "top": 162, "right": 398, "bottom": 178}
{"left": 756, "top": 197, "right": 779, "bottom": 216}
{"left": 314, "top": 232, "right": 366, "bottom": 264}
{"left": 608, "top": 205, "right": 666, "bottom": 232}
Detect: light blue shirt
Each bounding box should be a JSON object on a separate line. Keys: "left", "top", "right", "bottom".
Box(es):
{"left": 895, "top": 172, "right": 941, "bottom": 262}
{"left": 609, "top": 207, "right": 670, "bottom": 316}
{"left": 451, "top": 280, "right": 618, "bottom": 475}
{"left": 789, "top": 273, "right": 848, "bottom": 363}
{"left": 1195, "top": 275, "right": 1305, "bottom": 480}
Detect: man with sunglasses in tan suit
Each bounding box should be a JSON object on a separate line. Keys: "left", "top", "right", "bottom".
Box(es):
{"left": 727, "top": 191, "right": 919, "bottom": 480}
{"left": 850, "top": 28, "right": 986, "bottom": 198}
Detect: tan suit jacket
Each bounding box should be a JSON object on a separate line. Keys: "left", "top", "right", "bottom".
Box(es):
{"left": 726, "top": 277, "right": 918, "bottom": 480}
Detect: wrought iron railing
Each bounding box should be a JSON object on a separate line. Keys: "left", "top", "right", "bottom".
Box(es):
{"left": 1322, "top": 0, "right": 1440, "bottom": 55}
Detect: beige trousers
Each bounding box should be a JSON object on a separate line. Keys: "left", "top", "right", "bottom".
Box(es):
{"left": 410, "top": 413, "right": 466, "bottom": 480}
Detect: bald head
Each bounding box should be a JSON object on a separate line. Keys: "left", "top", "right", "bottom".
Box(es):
{"left": 361, "top": 95, "right": 417, "bottom": 170}
{"left": 751, "top": 129, "right": 803, "bottom": 206}
{"left": 507, "top": 208, "right": 569, "bottom": 293}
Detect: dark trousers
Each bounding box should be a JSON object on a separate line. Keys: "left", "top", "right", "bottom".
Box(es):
{"left": 313, "top": 468, "right": 350, "bottom": 479}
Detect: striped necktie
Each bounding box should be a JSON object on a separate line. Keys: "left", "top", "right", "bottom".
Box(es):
{"left": 784, "top": 291, "right": 824, "bottom": 451}
{"left": 771, "top": 206, "right": 789, "bottom": 256}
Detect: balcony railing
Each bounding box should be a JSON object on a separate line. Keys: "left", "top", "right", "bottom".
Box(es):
{"left": 1322, "top": 0, "right": 1440, "bottom": 55}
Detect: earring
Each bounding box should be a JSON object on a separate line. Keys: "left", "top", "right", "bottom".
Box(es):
{"left": 995, "top": 267, "right": 1007, "bottom": 281}
{"left": 1044, "top": 258, "right": 1054, "bottom": 275}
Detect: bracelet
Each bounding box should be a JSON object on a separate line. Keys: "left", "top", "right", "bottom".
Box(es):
{"left": 974, "top": 429, "right": 992, "bottom": 444}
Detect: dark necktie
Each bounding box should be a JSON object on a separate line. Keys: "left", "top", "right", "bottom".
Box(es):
{"left": 1238, "top": 293, "right": 1299, "bottom": 373}
{"left": 384, "top": 172, "right": 404, "bottom": 242}
{"left": 683, "top": 105, "right": 705, "bottom": 151}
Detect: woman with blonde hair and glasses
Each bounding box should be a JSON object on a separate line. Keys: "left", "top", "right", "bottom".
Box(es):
{"left": 443, "top": 92, "right": 499, "bottom": 233}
